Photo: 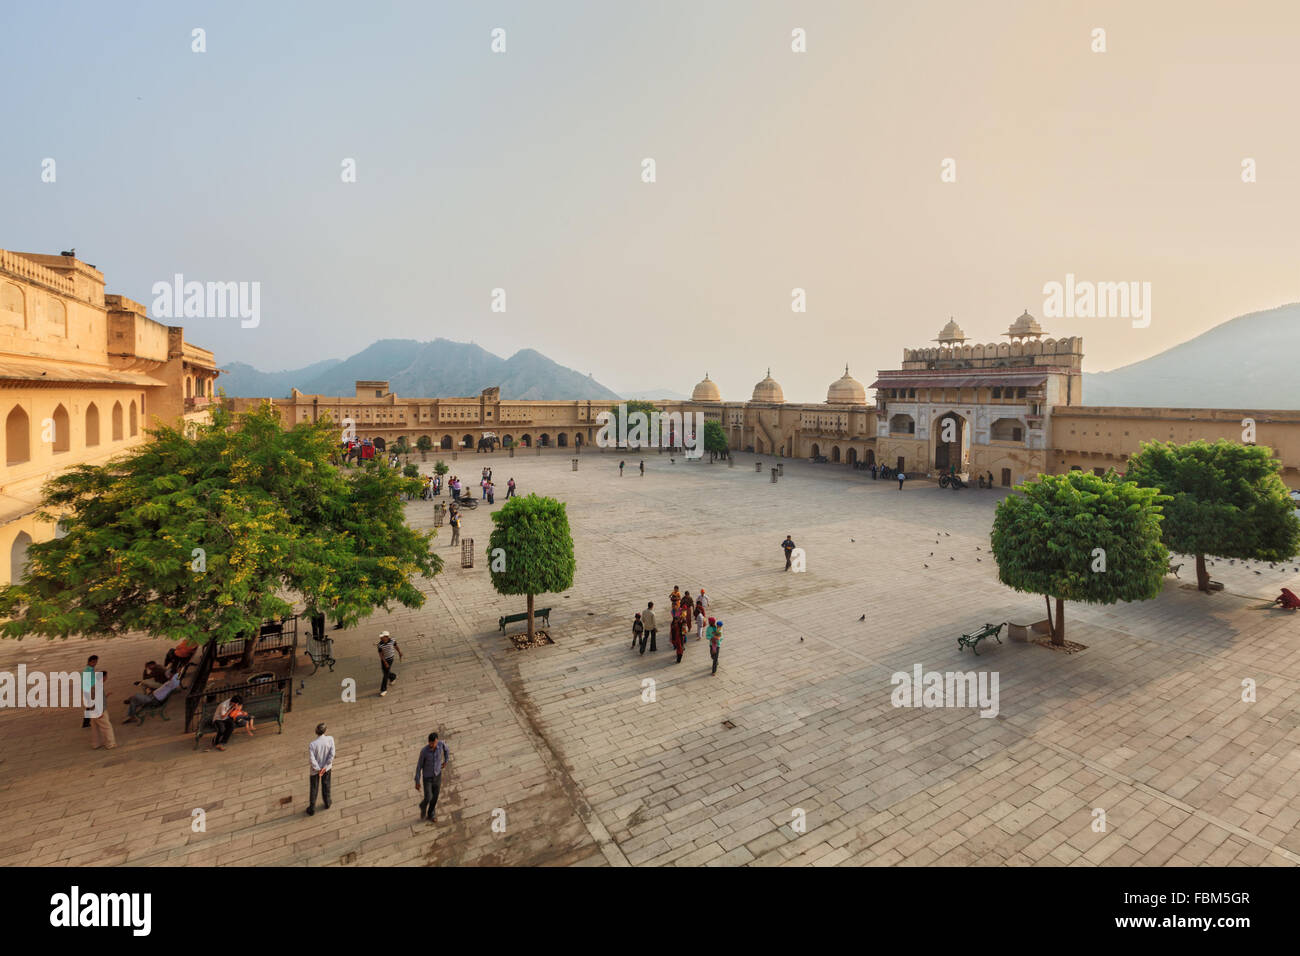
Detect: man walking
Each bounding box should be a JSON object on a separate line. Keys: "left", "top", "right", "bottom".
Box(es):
{"left": 782, "top": 535, "right": 796, "bottom": 571}
{"left": 449, "top": 509, "right": 461, "bottom": 546}
{"left": 307, "top": 723, "right": 335, "bottom": 815}
{"left": 415, "top": 732, "right": 450, "bottom": 823}
{"left": 639, "top": 460, "right": 644, "bottom": 476}
{"left": 619, "top": 460, "right": 625, "bottom": 476}
{"left": 81, "top": 655, "right": 99, "bottom": 729}
{"left": 708, "top": 619, "right": 723, "bottom": 675}
{"left": 377, "top": 630, "right": 402, "bottom": 696}
{"left": 897, "top": 470, "right": 906, "bottom": 491}
{"left": 506, "top": 477, "right": 516, "bottom": 498}
{"left": 640, "top": 602, "right": 657, "bottom": 654}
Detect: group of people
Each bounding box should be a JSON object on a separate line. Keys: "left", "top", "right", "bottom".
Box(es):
{"left": 632, "top": 586, "right": 724, "bottom": 674}
{"left": 617, "top": 460, "right": 646, "bottom": 477}
{"left": 422, "top": 469, "right": 517, "bottom": 506}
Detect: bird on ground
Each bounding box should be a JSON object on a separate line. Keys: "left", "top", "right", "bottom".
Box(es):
{"left": 800, "top": 637, "right": 804, "bottom": 642}
{"left": 923, "top": 563, "right": 929, "bottom": 568}
{"left": 944, "top": 532, "right": 950, "bottom": 536}
{"left": 977, "top": 558, "right": 981, "bottom": 562}
{"left": 858, "top": 614, "right": 865, "bottom": 621}
{"left": 950, "top": 556, "right": 955, "bottom": 561}
{"left": 976, "top": 546, "right": 981, "bottom": 551}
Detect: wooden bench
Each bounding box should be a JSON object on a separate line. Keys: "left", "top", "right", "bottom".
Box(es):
{"left": 193, "top": 688, "right": 286, "bottom": 749}
{"left": 957, "top": 622, "right": 1004, "bottom": 655}
{"left": 305, "top": 636, "right": 336, "bottom": 674}
{"left": 498, "top": 607, "right": 551, "bottom": 632}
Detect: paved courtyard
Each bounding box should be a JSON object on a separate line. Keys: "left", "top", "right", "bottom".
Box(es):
{"left": 2, "top": 449, "right": 1299, "bottom": 867}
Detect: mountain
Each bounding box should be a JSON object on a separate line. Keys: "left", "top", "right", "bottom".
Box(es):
{"left": 1082, "top": 304, "right": 1300, "bottom": 409}
{"left": 220, "top": 338, "right": 622, "bottom": 401}
{"left": 218, "top": 358, "right": 343, "bottom": 398}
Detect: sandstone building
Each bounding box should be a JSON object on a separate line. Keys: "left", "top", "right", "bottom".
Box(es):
{"left": 0, "top": 250, "right": 219, "bottom": 585}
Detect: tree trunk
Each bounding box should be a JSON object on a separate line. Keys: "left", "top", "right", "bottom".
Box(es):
{"left": 240, "top": 631, "right": 260, "bottom": 669}
{"left": 1053, "top": 597, "right": 1065, "bottom": 646}
{"left": 1044, "top": 594, "right": 1053, "bottom": 635}
{"left": 1195, "top": 553, "right": 1210, "bottom": 592}
{"left": 526, "top": 593, "right": 535, "bottom": 641}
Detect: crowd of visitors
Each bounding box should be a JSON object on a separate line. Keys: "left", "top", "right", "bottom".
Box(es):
{"left": 632, "top": 586, "right": 723, "bottom": 674}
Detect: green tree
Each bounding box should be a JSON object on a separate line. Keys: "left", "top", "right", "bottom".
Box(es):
{"left": 487, "top": 494, "right": 575, "bottom": 640}
{"left": 403, "top": 463, "right": 420, "bottom": 479}
{"left": 393, "top": 436, "right": 411, "bottom": 463}
{"left": 416, "top": 435, "right": 433, "bottom": 460}
{"left": 1126, "top": 439, "right": 1300, "bottom": 592}
{"left": 600, "top": 400, "right": 660, "bottom": 449}
{"left": 991, "top": 471, "right": 1169, "bottom": 645}
{"left": 0, "top": 403, "right": 441, "bottom": 665}
{"left": 703, "top": 420, "right": 728, "bottom": 460}
{"left": 434, "top": 460, "right": 449, "bottom": 477}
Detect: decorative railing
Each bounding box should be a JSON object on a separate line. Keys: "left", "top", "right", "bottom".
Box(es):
{"left": 0, "top": 250, "right": 76, "bottom": 296}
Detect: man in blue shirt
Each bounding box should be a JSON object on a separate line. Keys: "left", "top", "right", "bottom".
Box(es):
{"left": 415, "top": 732, "right": 450, "bottom": 823}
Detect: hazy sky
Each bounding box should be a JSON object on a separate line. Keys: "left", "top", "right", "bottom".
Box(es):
{"left": 4, "top": 0, "right": 1299, "bottom": 402}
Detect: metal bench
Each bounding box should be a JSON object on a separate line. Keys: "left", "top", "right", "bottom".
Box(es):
{"left": 498, "top": 607, "right": 551, "bottom": 632}
{"left": 305, "top": 636, "right": 336, "bottom": 674}
{"left": 131, "top": 691, "right": 178, "bottom": 725}
{"left": 957, "top": 622, "right": 1004, "bottom": 655}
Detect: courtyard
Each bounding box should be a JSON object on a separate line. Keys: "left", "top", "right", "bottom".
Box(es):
{"left": 1, "top": 449, "right": 1298, "bottom": 867}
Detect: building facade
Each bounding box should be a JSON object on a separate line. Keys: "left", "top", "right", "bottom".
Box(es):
{"left": 230, "top": 382, "right": 606, "bottom": 451}
{"left": 0, "top": 249, "right": 219, "bottom": 585}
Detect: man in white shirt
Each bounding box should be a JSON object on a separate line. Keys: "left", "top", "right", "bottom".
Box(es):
{"left": 307, "top": 722, "right": 335, "bottom": 815}
{"left": 123, "top": 671, "right": 181, "bottom": 722}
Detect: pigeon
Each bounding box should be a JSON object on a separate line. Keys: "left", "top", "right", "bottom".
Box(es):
{"left": 945, "top": 532, "right": 950, "bottom": 536}
{"left": 950, "top": 556, "right": 955, "bottom": 561}
{"left": 1254, "top": 571, "right": 1261, "bottom": 575}
{"left": 976, "top": 546, "right": 981, "bottom": 551}
{"left": 851, "top": 538, "right": 855, "bottom": 542}
{"left": 977, "top": 558, "right": 981, "bottom": 562}
{"left": 923, "top": 564, "right": 929, "bottom": 568}
{"left": 930, "top": 552, "right": 934, "bottom": 556}
{"left": 799, "top": 636, "right": 804, "bottom": 642}
{"left": 858, "top": 614, "right": 865, "bottom": 621}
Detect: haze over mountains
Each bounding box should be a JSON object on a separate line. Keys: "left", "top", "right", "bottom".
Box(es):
{"left": 1082, "top": 304, "right": 1300, "bottom": 409}
{"left": 222, "top": 339, "right": 623, "bottom": 401}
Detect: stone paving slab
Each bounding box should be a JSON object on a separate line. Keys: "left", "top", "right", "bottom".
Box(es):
{"left": 0, "top": 448, "right": 1298, "bottom": 866}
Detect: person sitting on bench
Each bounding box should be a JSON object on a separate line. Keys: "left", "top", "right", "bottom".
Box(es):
{"left": 211, "top": 694, "right": 253, "bottom": 751}
{"left": 136, "top": 660, "right": 169, "bottom": 692}
{"left": 123, "top": 671, "right": 182, "bottom": 723}
{"left": 164, "top": 638, "right": 198, "bottom": 671}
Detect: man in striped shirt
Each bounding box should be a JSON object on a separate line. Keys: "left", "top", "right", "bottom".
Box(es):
{"left": 377, "top": 631, "right": 402, "bottom": 697}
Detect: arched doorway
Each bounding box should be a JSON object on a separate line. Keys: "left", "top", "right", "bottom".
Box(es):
{"left": 574, "top": 433, "right": 583, "bottom": 447}
{"left": 461, "top": 434, "right": 474, "bottom": 449}
{"left": 112, "top": 401, "right": 124, "bottom": 441}
{"left": 539, "top": 433, "right": 550, "bottom": 447}
{"left": 557, "top": 433, "right": 568, "bottom": 447}
{"left": 52, "top": 404, "right": 70, "bottom": 453}
{"left": 10, "top": 531, "right": 32, "bottom": 585}
{"left": 85, "top": 403, "right": 100, "bottom": 447}
{"left": 865, "top": 449, "right": 876, "bottom": 466}
{"left": 846, "top": 448, "right": 857, "bottom": 466}
{"left": 5, "top": 406, "right": 29, "bottom": 465}
{"left": 440, "top": 435, "right": 453, "bottom": 450}
{"left": 831, "top": 446, "right": 841, "bottom": 463}
{"left": 520, "top": 434, "right": 531, "bottom": 447}
{"left": 810, "top": 443, "right": 820, "bottom": 458}
{"left": 932, "top": 411, "right": 969, "bottom": 473}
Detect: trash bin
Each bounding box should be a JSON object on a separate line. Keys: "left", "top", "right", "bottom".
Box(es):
{"left": 571, "top": 458, "right": 578, "bottom": 471}
{"left": 771, "top": 468, "right": 778, "bottom": 483}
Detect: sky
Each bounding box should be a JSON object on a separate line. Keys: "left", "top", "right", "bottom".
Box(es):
{"left": 3, "top": 0, "right": 1299, "bottom": 403}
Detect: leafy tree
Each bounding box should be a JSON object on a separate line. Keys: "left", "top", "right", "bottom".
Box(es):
{"left": 403, "top": 464, "right": 420, "bottom": 479}
{"left": 991, "top": 471, "right": 1169, "bottom": 645}
{"left": 0, "top": 403, "right": 441, "bottom": 666}
{"left": 416, "top": 435, "right": 433, "bottom": 460}
{"left": 393, "top": 436, "right": 411, "bottom": 462}
{"left": 703, "top": 419, "right": 728, "bottom": 460}
{"left": 434, "top": 460, "right": 449, "bottom": 477}
{"left": 487, "top": 494, "right": 575, "bottom": 640}
{"left": 1126, "top": 439, "right": 1300, "bottom": 592}
{"left": 601, "top": 400, "right": 660, "bottom": 449}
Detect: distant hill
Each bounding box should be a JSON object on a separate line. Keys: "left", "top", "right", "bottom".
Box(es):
{"left": 220, "top": 338, "right": 621, "bottom": 401}
{"left": 1083, "top": 304, "right": 1300, "bottom": 409}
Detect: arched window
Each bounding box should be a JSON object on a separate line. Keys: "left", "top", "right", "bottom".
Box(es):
{"left": 9, "top": 531, "right": 32, "bottom": 585}
{"left": 990, "top": 418, "right": 1024, "bottom": 442}
{"left": 992, "top": 387, "right": 1002, "bottom": 399}
{"left": 889, "top": 413, "right": 915, "bottom": 435}
{"left": 186, "top": 377, "right": 193, "bottom": 398}
{"left": 52, "top": 404, "right": 70, "bottom": 453}
{"left": 129, "top": 400, "right": 138, "bottom": 437}
{"left": 85, "top": 402, "right": 100, "bottom": 446}
{"left": 6, "top": 406, "right": 30, "bottom": 465}
{"left": 112, "top": 401, "right": 124, "bottom": 441}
